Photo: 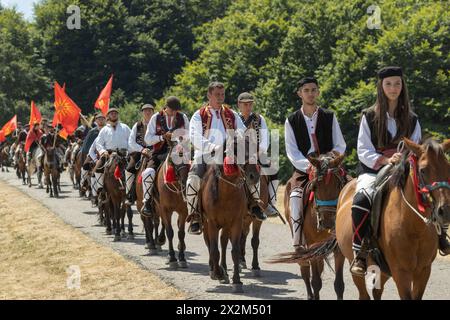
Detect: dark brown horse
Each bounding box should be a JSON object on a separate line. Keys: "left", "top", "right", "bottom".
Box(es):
{"left": 43, "top": 147, "right": 60, "bottom": 198}
{"left": 153, "top": 143, "right": 190, "bottom": 268}
{"left": 135, "top": 156, "right": 166, "bottom": 255}
{"left": 103, "top": 150, "right": 134, "bottom": 241}
{"left": 272, "top": 153, "right": 347, "bottom": 300}
{"left": 0, "top": 143, "right": 10, "bottom": 172}
{"left": 336, "top": 138, "right": 450, "bottom": 300}
{"left": 201, "top": 137, "right": 260, "bottom": 293}
{"left": 16, "top": 144, "right": 27, "bottom": 184}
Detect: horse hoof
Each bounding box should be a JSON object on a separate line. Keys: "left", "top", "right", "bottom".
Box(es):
{"left": 148, "top": 248, "right": 158, "bottom": 256}
{"left": 220, "top": 277, "right": 230, "bottom": 285}
{"left": 106, "top": 230, "right": 112, "bottom": 235}
{"left": 251, "top": 269, "right": 261, "bottom": 278}
{"left": 144, "top": 243, "right": 149, "bottom": 249}
{"left": 156, "top": 244, "right": 163, "bottom": 251}
{"left": 127, "top": 233, "right": 134, "bottom": 240}
{"left": 209, "top": 271, "right": 217, "bottom": 280}
{"left": 121, "top": 231, "right": 126, "bottom": 237}
{"left": 232, "top": 283, "right": 243, "bottom": 293}
{"left": 50, "top": 194, "right": 54, "bottom": 198}
{"left": 113, "top": 235, "right": 121, "bottom": 242}
{"left": 239, "top": 262, "right": 247, "bottom": 270}
{"left": 178, "top": 261, "right": 188, "bottom": 268}
{"left": 168, "top": 261, "right": 178, "bottom": 269}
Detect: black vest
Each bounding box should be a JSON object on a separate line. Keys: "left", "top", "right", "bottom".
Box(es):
{"left": 287, "top": 107, "right": 334, "bottom": 157}
{"left": 358, "top": 107, "right": 418, "bottom": 174}
{"left": 239, "top": 113, "right": 262, "bottom": 151}
{"left": 135, "top": 121, "right": 147, "bottom": 148}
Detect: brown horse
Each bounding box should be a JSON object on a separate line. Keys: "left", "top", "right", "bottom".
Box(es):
{"left": 201, "top": 137, "right": 260, "bottom": 293}
{"left": 43, "top": 147, "right": 60, "bottom": 198}
{"left": 16, "top": 144, "right": 27, "bottom": 185}
{"left": 238, "top": 175, "right": 269, "bottom": 277}
{"left": 135, "top": 155, "right": 166, "bottom": 254}
{"left": 153, "top": 143, "right": 190, "bottom": 268}
{"left": 336, "top": 138, "right": 450, "bottom": 300}
{"left": 271, "top": 153, "right": 347, "bottom": 300}
{"left": 0, "top": 143, "right": 10, "bottom": 172}
{"left": 103, "top": 150, "right": 134, "bottom": 241}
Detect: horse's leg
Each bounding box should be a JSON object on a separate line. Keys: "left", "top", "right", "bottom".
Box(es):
{"left": 373, "top": 272, "right": 390, "bottom": 300}
{"left": 412, "top": 267, "right": 431, "bottom": 300}
{"left": 251, "top": 220, "right": 262, "bottom": 277}
{"left": 164, "top": 211, "right": 178, "bottom": 268}
{"left": 301, "top": 264, "right": 314, "bottom": 300}
{"left": 230, "top": 224, "right": 243, "bottom": 292}
{"left": 240, "top": 221, "right": 250, "bottom": 270}
{"left": 333, "top": 249, "right": 345, "bottom": 300}
{"left": 126, "top": 205, "right": 134, "bottom": 240}
{"left": 47, "top": 173, "right": 53, "bottom": 197}
{"left": 311, "top": 259, "right": 324, "bottom": 300}
{"left": 145, "top": 216, "right": 157, "bottom": 255}
{"left": 114, "top": 202, "right": 121, "bottom": 241}
{"left": 177, "top": 214, "right": 187, "bottom": 268}
{"left": 208, "top": 223, "right": 221, "bottom": 281}
{"left": 352, "top": 275, "right": 371, "bottom": 300}
{"left": 203, "top": 223, "right": 213, "bottom": 275}
{"left": 105, "top": 200, "right": 112, "bottom": 235}
{"left": 157, "top": 219, "right": 166, "bottom": 248}
{"left": 120, "top": 203, "right": 126, "bottom": 237}
{"left": 391, "top": 268, "right": 413, "bottom": 300}
{"left": 53, "top": 173, "right": 59, "bottom": 197}
{"left": 219, "top": 229, "right": 229, "bottom": 281}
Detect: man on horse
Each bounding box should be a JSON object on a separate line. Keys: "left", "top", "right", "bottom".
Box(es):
{"left": 80, "top": 112, "right": 106, "bottom": 197}
{"left": 25, "top": 121, "right": 44, "bottom": 166}
{"left": 186, "top": 81, "right": 264, "bottom": 235}
{"left": 237, "top": 92, "right": 280, "bottom": 218}
{"left": 94, "top": 108, "right": 131, "bottom": 198}
{"left": 12, "top": 124, "right": 28, "bottom": 168}
{"left": 141, "top": 97, "right": 190, "bottom": 215}
{"left": 285, "top": 77, "right": 346, "bottom": 250}
{"left": 125, "top": 103, "right": 155, "bottom": 206}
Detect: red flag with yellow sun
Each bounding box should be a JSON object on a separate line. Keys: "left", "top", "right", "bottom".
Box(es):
{"left": 54, "top": 82, "right": 80, "bottom": 135}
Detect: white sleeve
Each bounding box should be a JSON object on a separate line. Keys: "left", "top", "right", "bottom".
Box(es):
{"left": 259, "top": 115, "right": 269, "bottom": 154}
{"left": 145, "top": 114, "right": 164, "bottom": 147}
{"left": 331, "top": 114, "right": 346, "bottom": 154}
{"left": 284, "top": 119, "right": 310, "bottom": 172}
{"left": 96, "top": 128, "right": 107, "bottom": 155}
{"left": 357, "top": 115, "right": 383, "bottom": 170}
{"left": 410, "top": 119, "right": 422, "bottom": 144}
{"left": 128, "top": 123, "right": 143, "bottom": 153}
{"left": 190, "top": 111, "right": 219, "bottom": 153}
{"left": 89, "top": 137, "right": 98, "bottom": 161}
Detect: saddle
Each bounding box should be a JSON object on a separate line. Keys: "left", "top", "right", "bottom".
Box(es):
{"left": 366, "top": 163, "right": 395, "bottom": 276}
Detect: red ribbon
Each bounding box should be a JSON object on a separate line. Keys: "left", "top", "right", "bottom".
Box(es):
{"left": 409, "top": 155, "right": 428, "bottom": 214}
{"left": 114, "top": 165, "right": 122, "bottom": 180}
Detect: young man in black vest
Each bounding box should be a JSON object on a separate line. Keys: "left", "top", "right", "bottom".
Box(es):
{"left": 284, "top": 77, "right": 346, "bottom": 250}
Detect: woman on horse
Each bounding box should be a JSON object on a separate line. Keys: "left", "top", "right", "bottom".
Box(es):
{"left": 350, "top": 66, "right": 450, "bottom": 276}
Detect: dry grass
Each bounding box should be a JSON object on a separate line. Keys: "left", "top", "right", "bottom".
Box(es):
{"left": 0, "top": 181, "right": 185, "bottom": 300}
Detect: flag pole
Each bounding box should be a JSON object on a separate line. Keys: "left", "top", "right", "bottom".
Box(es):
{"left": 79, "top": 112, "right": 92, "bottom": 129}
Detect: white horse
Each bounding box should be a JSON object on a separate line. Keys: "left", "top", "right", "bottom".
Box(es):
{"left": 27, "top": 146, "right": 44, "bottom": 188}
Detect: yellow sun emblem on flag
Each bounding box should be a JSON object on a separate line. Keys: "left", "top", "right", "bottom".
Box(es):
{"left": 55, "top": 98, "right": 74, "bottom": 117}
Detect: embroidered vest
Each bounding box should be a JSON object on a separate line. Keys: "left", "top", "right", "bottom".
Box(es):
{"left": 153, "top": 110, "right": 185, "bottom": 153}
{"left": 199, "top": 104, "right": 236, "bottom": 138}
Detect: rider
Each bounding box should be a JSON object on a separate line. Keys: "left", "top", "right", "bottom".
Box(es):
{"left": 185, "top": 81, "right": 255, "bottom": 235}
{"left": 285, "top": 77, "right": 346, "bottom": 250}
{"left": 141, "top": 97, "right": 190, "bottom": 215}
{"left": 125, "top": 104, "right": 155, "bottom": 206}
{"left": 237, "top": 92, "right": 280, "bottom": 218}
{"left": 348, "top": 66, "right": 450, "bottom": 276}
{"left": 94, "top": 108, "right": 131, "bottom": 198}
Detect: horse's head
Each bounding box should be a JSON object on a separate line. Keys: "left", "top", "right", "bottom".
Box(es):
{"left": 107, "top": 149, "right": 127, "bottom": 174}
{"left": 307, "top": 152, "right": 346, "bottom": 231}
{"left": 404, "top": 138, "right": 450, "bottom": 224}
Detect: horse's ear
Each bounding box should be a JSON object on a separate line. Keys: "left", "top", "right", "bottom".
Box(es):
{"left": 329, "top": 153, "right": 345, "bottom": 168}
{"left": 403, "top": 137, "right": 422, "bottom": 157}
{"left": 441, "top": 139, "right": 450, "bottom": 153}
{"left": 307, "top": 155, "right": 320, "bottom": 168}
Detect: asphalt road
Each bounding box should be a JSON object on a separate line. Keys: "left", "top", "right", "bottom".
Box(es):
{"left": 1, "top": 169, "right": 449, "bottom": 300}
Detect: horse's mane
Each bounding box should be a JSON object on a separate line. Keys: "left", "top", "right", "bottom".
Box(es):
{"left": 390, "top": 138, "right": 443, "bottom": 189}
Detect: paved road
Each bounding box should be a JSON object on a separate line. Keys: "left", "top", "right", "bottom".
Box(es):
{"left": 1, "top": 169, "right": 449, "bottom": 300}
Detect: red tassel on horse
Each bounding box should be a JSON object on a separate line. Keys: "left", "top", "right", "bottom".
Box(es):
{"left": 223, "top": 156, "right": 239, "bottom": 176}
{"left": 164, "top": 165, "right": 176, "bottom": 183}
{"left": 114, "top": 165, "right": 122, "bottom": 180}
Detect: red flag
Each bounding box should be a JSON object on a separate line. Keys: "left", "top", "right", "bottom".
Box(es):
{"left": 0, "top": 130, "right": 5, "bottom": 143}
{"left": 29, "top": 101, "right": 42, "bottom": 126}
{"left": 54, "top": 82, "right": 81, "bottom": 135}
{"left": 2, "top": 115, "right": 17, "bottom": 136}
{"left": 24, "top": 128, "right": 43, "bottom": 153}
{"left": 94, "top": 75, "right": 113, "bottom": 116}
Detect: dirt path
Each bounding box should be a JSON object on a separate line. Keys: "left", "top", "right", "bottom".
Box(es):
{"left": 1, "top": 170, "right": 449, "bottom": 300}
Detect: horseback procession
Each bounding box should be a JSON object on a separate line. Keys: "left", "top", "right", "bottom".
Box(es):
{"left": 0, "top": 67, "right": 448, "bottom": 300}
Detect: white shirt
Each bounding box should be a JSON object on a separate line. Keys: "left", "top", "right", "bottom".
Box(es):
{"left": 144, "top": 112, "right": 190, "bottom": 147}
{"left": 88, "top": 137, "right": 98, "bottom": 161}
{"left": 190, "top": 106, "right": 246, "bottom": 160}
{"left": 357, "top": 113, "right": 421, "bottom": 170}
{"left": 129, "top": 121, "right": 150, "bottom": 153}
{"left": 239, "top": 113, "right": 269, "bottom": 154}
{"left": 285, "top": 107, "right": 346, "bottom": 172}
{"left": 96, "top": 122, "right": 131, "bottom": 154}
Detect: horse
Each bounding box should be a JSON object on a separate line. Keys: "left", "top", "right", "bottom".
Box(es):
{"left": 103, "top": 150, "right": 134, "bottom": 241}
{"left": 43, "top": 146, "right": 60, "bottom": 198}
{"left": 151, "top": 142, "right": 190, "bottom": 268}
{"left": 270, "top": 152, "right": 347, "bottom": 300}
{"left": 335, "top": 137, "right": 450, "bottom": 300}
{"left": 16, "top": 144, "right": 27, "bottom": 185}
{"left": 27, "top": 146, "right": 44, "bottom": 188}
{"left": 135, "top": 154, "right": 166, "bottom": 255}
{"left": 0, "top": 143, "right": 10, "bottom": 172}
{"left": 201, "top": 136, "right": 260, "bottom": 293}
{"left": 238, "top": 175, "right": 269, "bottom": 277}
{"left": 70, "top": 140, "right": 83, "bottom": 190}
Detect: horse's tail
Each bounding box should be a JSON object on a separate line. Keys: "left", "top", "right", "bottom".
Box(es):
{"left": 268, "top": 233, "right": 337, "bottom": 265}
